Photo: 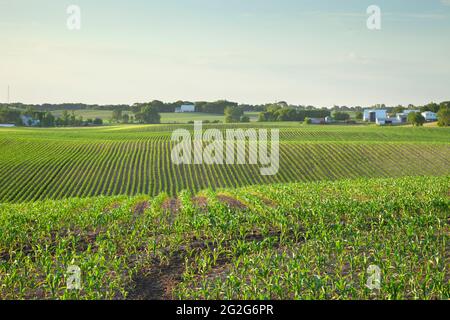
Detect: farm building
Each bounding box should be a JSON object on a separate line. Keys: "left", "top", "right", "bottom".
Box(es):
{"left": 397, "top": 113, "right": 408, "bottom": 123}
{"left": 363, "top": 110, "right": 387, "bottom": 123}
{"left": 175, "top": 104, "right": 196, "bottom": 113}
{"left": 376, "top": 117, "right": 402, "bottom": 126}
{"left": 396, "top": 110, "right": 426, "bottom": 123}
{"left": 0, "top": 124, "right": 16, "bottom": 127}
{"left": 422, "top": 111, "right": 437, "bottom": 122}
{"left": 402, "top": 110, "right": 420, "bottom": 116}
{"left": 325, "top": 116, "right": 333, "bottom": 123}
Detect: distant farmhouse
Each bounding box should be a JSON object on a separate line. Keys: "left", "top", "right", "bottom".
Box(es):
{"left": 422, "top": 111, "right": 437, "bottom": 122}
{"left": 175, "top": 104, "right": 196, "bottom": 113}
{"left": 363, "top": 110, "right": 387, "bottom": 123}
{"left": 364, "top": 108, "right": 438, "bottom": 126}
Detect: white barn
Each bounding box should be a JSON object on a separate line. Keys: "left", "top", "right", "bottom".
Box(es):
{"left": 175, "top": 104, "right": 196, "bottom": 113}
{"left": 363, "top": 110, "right": 387, "bottom": 122}
{"left": 402, "top": 110, "right": 420, "bottom": 116}
{"left": 421, "top": 111, "right": 437, "bottom": 122}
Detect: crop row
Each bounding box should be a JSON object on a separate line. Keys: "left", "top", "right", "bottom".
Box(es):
{"left": 0, "top": 140, "right": 450, "bottom": 202}
{"left": 0, "top": 176, "right": 448, "bottom": 299}
{"left": 0, "top": 138, "right": 449, "bottom": 202}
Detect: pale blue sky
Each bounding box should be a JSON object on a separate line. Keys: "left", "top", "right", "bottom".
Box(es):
{"left": 1, "top": 0, "right": 449, "bottom": 107}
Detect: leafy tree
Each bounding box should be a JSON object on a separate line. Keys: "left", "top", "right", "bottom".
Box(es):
{"left": 112, "top": 109, "right": 123, "bottom": 123}
{"left": 333, "top": 112, "right": 350, "bottom": 121}
{"left": 0, "top": 107, "right": 22, "bottom": 125}
{"left": 23, "top": 106, "right": 35, "bottom": 117}
{"left": 355, "top": 112, "right": 363, "bottom": 120}
{"left": 135, "top": 105, "right": 161, "bottom": 124}
{"left": 41, "top": 112, "right": 55, "bottom": 127}
{"left": 437, "top": 107, "right": 450, "bottom": 127}
{"left": 304, "top": 117, "right": 312, "bottom": 125}
{"left": 93, "top": 118, "right": 103, "bottom": 125}
{"left": 391, "top": 105, "right": 405, "bottom": 115}
{"left": 407, "top": 112, "right": 425, "bottom": 127}
{"left": 199, "top": 100, "right": 238, "bottom": 114}
{"left": 240, "top": 115, "right": 250, "bottom": 123}
{"left": 61, "top": 110, "right": 70, "bottom": 126}
{"left": 225, "top": 106, "right": 243, "bottom": 123}
{"left": 421, "top": 102, "right": 440, "bottom": 113}
{"left": 122, "top": 113, "right": 129, "bottom": 124}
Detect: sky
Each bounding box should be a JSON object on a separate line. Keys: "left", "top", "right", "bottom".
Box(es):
{"left": 1, "top": 0, "right": 449, "bottom": 107}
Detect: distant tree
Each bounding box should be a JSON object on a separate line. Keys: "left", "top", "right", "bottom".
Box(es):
{"left": 333, "top": 112, "right": 350, "bottom": 121}
{"left": 391, "top": 105, "right": 405, "bottom": 115}
{"left": 61, "top": 110, "right": 70, "bottom": 126}
{"left": 407, "top": 112, "right": 425, "bottom": 127}
{"left": 112, "top": 109, "right": 123, "bottom": 123}
{"left": 135, "top": 105, "right": 161, "bottom": 124}
{"left": 304, "top": 117, "right": 312, "bottom": 125}
{"left": 421, "top": 102, "right": 440, "bottom": 113}
{"left": 41, "top": 112, "right": 55, "bottom": 127}
{"left": 258, "top": 112, "right": 270, "bottom": 122}
{"left": 355, "top": 112, "right": 363, "bottom": 120}
{"left": 437, "top": 107, "right": 450, "bottom": 127}
{"left": 70, "top": 111, "right": 77, "bottom": 125}
{"left": 0, "top": 107, "right": 22, "bottom": 125}
{"left": 93, "top": 118, "right": 103, "bottom": 125}
{"left": 225, "top": 106, "right": 243, "bottom": 123}
{"left": 240, "top": 115, "right": 250, "bottom": 123}
{"left": 23, "top": 106, "right": 35, "bottom": 117}
{"left": 122, "top": 113, "right": 129, "bottom": 123}
{"left": 199, "top": 100, "right": 238, "bottom": 114}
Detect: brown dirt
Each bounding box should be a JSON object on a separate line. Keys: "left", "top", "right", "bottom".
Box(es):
{"left": 103, "top": 202, "right": 121, "bottom": 213}
{"left": 128, "top": 227, "right": 305, "bottom": 299}
{"left": 161, "top": 198, "right": 181, "bottom": 215}
{"left": 217, "top": 194, "right": 247, "bottom": 210}
{"left": 161, "top": 198, "right": 181, "bottom": 225}
{"left": 76, "top": 230, "right": 102, "bottom": 252}
{"left": 192, "top": 196, "right": 208, "bottom": 211}
{"left": 249, "top": 192, "right": 278, "bottom": 208}
{"left": 128, "top": 254, "right": 184, "bottom": 300}
{"left": 133, "top": 201, "right": 150, "bottom": 216}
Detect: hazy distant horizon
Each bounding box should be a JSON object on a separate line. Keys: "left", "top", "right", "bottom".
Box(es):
{"left": 3, "top": 97, "right": 449, "bottom": 109}
{"left": 1, "top": 0, "right": 450, "bottom": 107}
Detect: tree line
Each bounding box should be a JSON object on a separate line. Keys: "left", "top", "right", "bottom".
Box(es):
{"left": 1, "top": 100, "right": 449, "bottom": 127}
{"left": 0, "top": 107, "right": 103, "bottom": 127}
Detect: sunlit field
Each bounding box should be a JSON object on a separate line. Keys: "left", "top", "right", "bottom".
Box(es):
{"left": 0, "top": 124, "right": 448, "bottom": 202}
{"left": 0, "top": 176, "right": 448, "bottom": 299}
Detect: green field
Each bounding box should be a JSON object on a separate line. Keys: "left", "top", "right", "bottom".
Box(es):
{"left": 0, "top": 123, "right": 449, "bottom": 300}
{"left": 0, "top": 176, "right": 448, "bottom": 299}
{"left": 0, "top": 124, "right": 449, "bottom": 203}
